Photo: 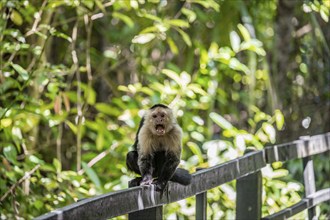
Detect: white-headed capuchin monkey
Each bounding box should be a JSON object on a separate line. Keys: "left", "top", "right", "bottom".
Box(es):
{"left": 126, "top": 104, "right": 191, "bottom": 192}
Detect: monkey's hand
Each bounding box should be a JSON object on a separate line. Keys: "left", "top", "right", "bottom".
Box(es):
{"left": 140, "top": 174, "right": 153, "bottom": 186}
{"left": 153, "top": 179, "right": 167, "bottom": 192}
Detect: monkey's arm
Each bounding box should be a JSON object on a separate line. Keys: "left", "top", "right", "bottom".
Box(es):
{"left": 138, "top": 154, "right": 154, "bottom": 185}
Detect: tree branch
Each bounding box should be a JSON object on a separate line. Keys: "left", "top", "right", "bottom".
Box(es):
{"left": 0, "top": 164, "right": 40, "bottom": 202}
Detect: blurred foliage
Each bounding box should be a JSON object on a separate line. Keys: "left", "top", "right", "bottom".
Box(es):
{"left": 0, "top": 0, "right": 329, "bottom": 219}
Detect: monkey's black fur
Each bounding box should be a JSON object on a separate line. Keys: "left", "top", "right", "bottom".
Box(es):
{"left": 126, "top": 151, "right": 191, "bottom": 187}
{"left": 150, "top": 103, "right": 169, "bottom": 109}
{"left": 126, "top": 104, "right": 191, "bottom": 191}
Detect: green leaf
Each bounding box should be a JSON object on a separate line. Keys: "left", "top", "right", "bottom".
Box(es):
{"left": 82, "top": 0, "right": 94, "bottom": 9}
{"left": 0, "top": 118, "right": 12, "bottom": 128}
{"left": 138, "top": 12, "right": 162, "bottom": 22}
{"left": 177, "top": 28, "right": 192, "bottom": 47}
{"left": 95, "top": 103, "right": 121, "bottom": 116}
{"left": 240, "top": 39, "right": 266, "bottom": 56}
{"left": 272, "top": 169, "right": 289, "bottom": 178}
{"left": 140, "top": 26, "right": 159, "bottom": 34}
{"left": 155, "top": 23, "right": 169, "bottom": 32}
{"left": 274, "top": 109, "right": 284, "bottom": 130}
{"left": 85, "top": 120, "right": 100, "bottom": 131}
{"left": 166, "top": 37, "right": 179, "bottom": 55}
{"left": 117, "top": 85, "right": 129, "bottom": 92}
{"left": 230, "top": 31, "right": 241, "bottom": 53}
{"left": 215, "top": 47, "right": 235, "bottom": 63}
{"left": 49, "top": 0, "right": 65, "bottom": 8}
{"left": 166, "top": 19, "right": 190, "bottom": 28}
{"left": 47, "top": 82, "right": 59, "bottom": 93}
{"left": 12, "top": 127, "right": 22, "bottom": 139}
{"left": 237, "top": 24, "right": 251, "bottom": 41}
{"left": 181, "top": 8, "right": 197, "bottom": 23}
{"left": 113, "top": 12, "right": 134, "bottom": 28}
{"left": 53, "top": 158, "right": 62, "bottom": 173}
{"left": 95, "top": 0, "right": 106, "bottom": 13}
{"left": 320, "top": 5, "right": 329, "bottom": 22}
{"left": 4, "top": 145, "right": 17, "bottom": 164}
{"left": 209, "top": 112, "right": 233, "bottom": 130}
{"left": 229, "top": 58, "right": 250, "bottom": 74}
{"left": 162, "top": 69, "right": 182, "bottom": 86}
{"left": 40, "top": 164, "right": 55, "bottom": 172}
{"left": 262, "top": 122, "right": 276, "bottom": 143}
{"left": 33, "top": 200, "right": 44, "bottom": 210}
{"left": 132, "top": 33, "right": 156, "bottom": 44}
{"left": 29, "top": 155, "right": 43, "bottom": 164}
{"left": 187, "top": 142, "right": 203, "bottom": 163}
{"left": 250, "top": 136, "right": 264, "bottom": 149}
{"left": 10, "top": 10, "right": 23, "bottom": 26}
{"left": 180, "top": 71, "right": 191, "bottom": 87}
{"left": 82, "top": 162, "right": 101, "bottom": 188}
{"left": 76, "top": 83, "right": 95, "bottom": 105}
{"left": 64, "top": 91, "right": 77, "bottom": 103}
{"left": 140, "top": 87, "right": 155, "bottom": 96}
{"left": 85, "top": 86, "right": 96, "bottom": 105}
{"left": 187, "top": 84, "right": 208, "bottom": 96}
{"left": 50, "top": 28, "right": 72, "bottom": 42}
{"left": 65, "top": 120, "right": 77, "bottom": 134}
{"left": 96, "top": 133, "right": 104, "bottom": 151}
{"left": 34, "top": 31, "right": 48, "bottom": 39}
{"left": 11, "top": 63, "right": 29, "bottom": 80}
{"left": 0, "top": 78, "right": 20, "bottom": 94}
{"left": 191, "top": 0, "right": 220, "bottom": 11}
{"left": 191, "top": 131, "right": 205, "bottom": 142}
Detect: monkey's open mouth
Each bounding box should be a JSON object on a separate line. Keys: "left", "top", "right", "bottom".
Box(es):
{"left": 155, "top": 124, "right": 165, "bottom": 135}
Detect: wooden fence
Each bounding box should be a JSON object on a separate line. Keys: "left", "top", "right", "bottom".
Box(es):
{"left": 36, "top": 133, "right": 330, "bottom": 220}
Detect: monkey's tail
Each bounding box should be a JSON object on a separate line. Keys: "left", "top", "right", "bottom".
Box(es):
{"left": 170, "top": 168, "right": 192, "bottom": 185}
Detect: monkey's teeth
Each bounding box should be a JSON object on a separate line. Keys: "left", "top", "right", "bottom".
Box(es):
{"left": 155, "top": 125, "right": 165, "bottom": 134}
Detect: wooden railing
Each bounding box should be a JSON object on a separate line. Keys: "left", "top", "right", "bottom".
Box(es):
{"left": 36, "top": 133, "right": 330, "bottom": 220}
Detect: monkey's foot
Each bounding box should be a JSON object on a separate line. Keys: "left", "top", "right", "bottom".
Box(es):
{"left": 140, "top": 175, "right": 153, "bottom": 186}
{"left": 129, "top": 177, "right": 142, "bottom": 187}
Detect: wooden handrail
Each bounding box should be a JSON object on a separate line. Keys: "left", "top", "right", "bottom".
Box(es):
{"left": 35, "top": 133, "right": 330, "bottom": 220}
{"left": 36, "top": 150, "right": 266, "bottom": 220}
{"left": 262, "top": 188, "right": 330, "bottom": 220}
{"left": 265, "top": 133, "right": 330, "bottom": 162}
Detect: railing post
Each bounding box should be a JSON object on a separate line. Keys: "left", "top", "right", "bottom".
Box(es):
{"left": 196, "top": 168, "right": 207, "bottom": 220}
{"left": 301, "top": 136, "right": 316, "bottom": 220}
{"left": 128, "top": 180, "right": 163, "bottom": 220}
{"left": 236, "top": 148, "right": 262, "bottom": 220}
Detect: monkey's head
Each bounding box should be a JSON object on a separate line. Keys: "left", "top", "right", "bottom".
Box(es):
{"left": 146, "top": 104, "right": 175, "bottom": 136}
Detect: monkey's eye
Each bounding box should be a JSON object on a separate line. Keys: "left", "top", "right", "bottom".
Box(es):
{"left": 161, "top": 114, "right": 165, "bottom": 118}
{"left": 152, "top": 115, "right": 157, "bottom": 118}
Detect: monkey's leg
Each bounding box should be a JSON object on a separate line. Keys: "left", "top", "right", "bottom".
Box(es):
{"left": 154, "top": 152, "right": 180, "bottom": 191}
{"left": 129, "top": 177, "right": 142, "bottom": 187}
{"left": 126, "top": 151, "right": 141, "bottom": 174}
{"left": 138, "top": 155, "right": 154, "bottom": 185}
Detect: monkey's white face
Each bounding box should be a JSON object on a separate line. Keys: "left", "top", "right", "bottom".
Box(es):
{"left": 148, "top": 107, "right": 171, "bottom": 136}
